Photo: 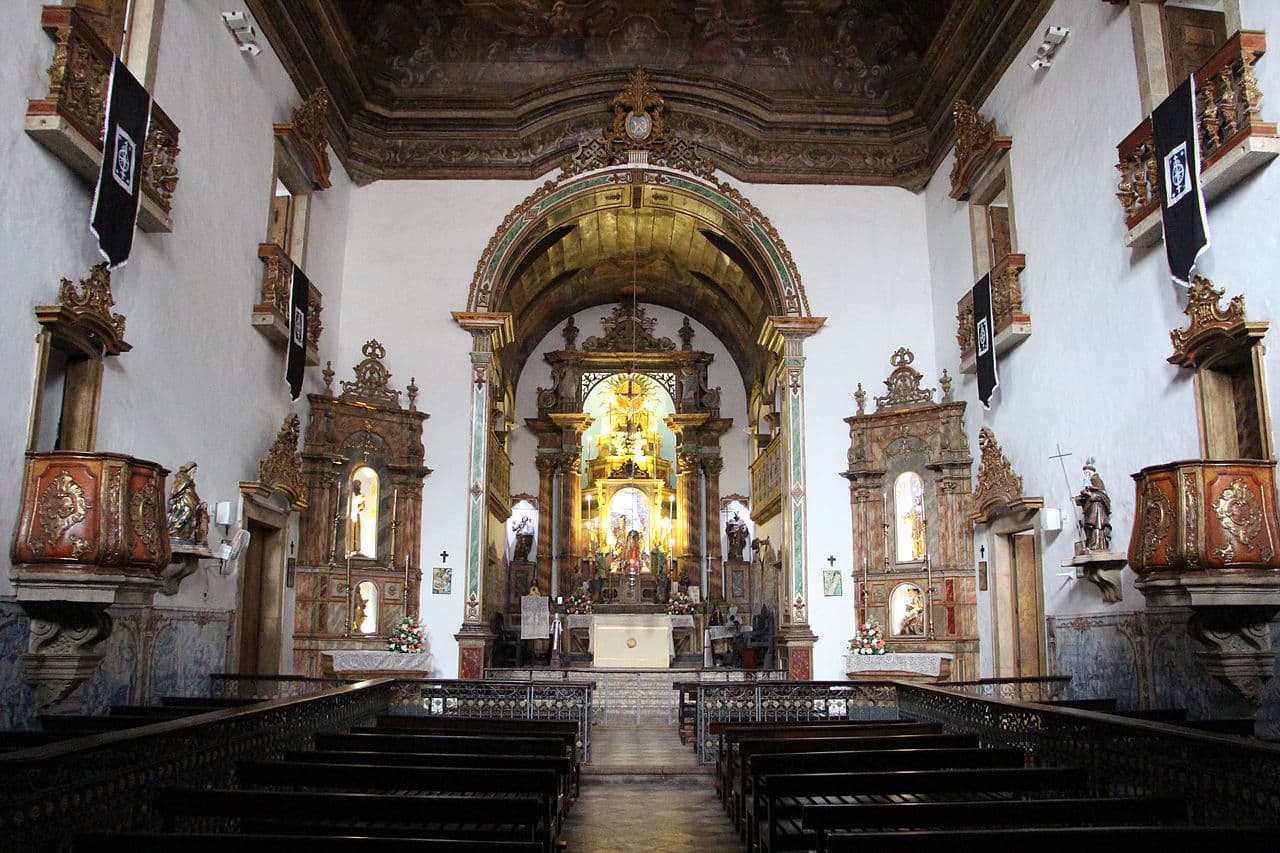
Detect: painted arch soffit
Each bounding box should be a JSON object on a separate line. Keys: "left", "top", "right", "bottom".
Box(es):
{"left": 467, "top": 163, "right": 810, "bottom": 388}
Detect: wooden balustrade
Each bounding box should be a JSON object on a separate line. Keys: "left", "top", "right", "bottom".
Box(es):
{"left": 487, "top": 431, "right": 512, "bottom": 521}
{"left": 253, "top": 242, "right": 323, "bottom": 366}
{"left": 1115, "top": 31, "right": 1278, "bottom": 245}
{"left": 750, "top": 434, "right": 782, "bottom": 524}
{"left": 24, "top": 5, "right": 181, "bottom": 232}
{"left": 954, "top": 252, "right": 1029, "bottom": 371}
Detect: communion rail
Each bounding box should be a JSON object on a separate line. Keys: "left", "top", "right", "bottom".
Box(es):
{"left": 695, "top": 680, "right": 899, "bottom": 763}
{"left": 386, "top": 678, "right": 595, "bottom": 762}
{"left": 0, "top": 678, "right": 392, "bottom": 853}
{"left": 898, "top": 681, "right": 1280, "bottom": 825}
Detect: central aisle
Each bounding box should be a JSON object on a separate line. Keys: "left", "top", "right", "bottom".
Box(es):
{"left": 561, "top": 723, "right": 744, "bottom": 852}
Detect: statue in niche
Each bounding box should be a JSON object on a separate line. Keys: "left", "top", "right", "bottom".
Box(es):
{"left": 725, "top": 512, "right": 749, "bottom": 562}
{"left": 512, "top": 515, "right": 535, "bottom": 563}
{"left": 894, "top": 472, "right": 927, "bottom": 562}
{"left": 356, "top": 581, "right": 379, "bottom": 634}
{"left": 1075, "top": 457, "right": 1113, "bottom": 552}
{"left": 898, "top": 585, "right": 925, "bottom": 636}
{"left": 167, "top": 462, "right": 209, "bottom": 547}
{"left": 347, "top": 467, "right": 379, "bottom": 558}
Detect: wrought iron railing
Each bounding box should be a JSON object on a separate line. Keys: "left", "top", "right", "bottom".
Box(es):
{"left": 898, "top": 681, "right": 1280, "bottom": 824}
{"left": 386, "top": 679, "right": 595, "bottom": 762}
{"left": 210, "top": 673, "right": 355, "bottom": 700}
{"left": 941, "top": 675, "right": 1071, "bottom": 703}
{"left": 0, "top": 679, "right": 391, "bottom": 853}
{"left": 695, "top": 680, "right": 898, "bottom": 763}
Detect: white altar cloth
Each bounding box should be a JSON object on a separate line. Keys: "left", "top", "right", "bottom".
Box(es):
{"left": 590, "top": 614, "right": 674, "bottom": 668}
{"left": 325, "top": 650, "right": 435, "bottom": 675}
{"left": 844, "top": 652, "right": 952, "bottom": 678}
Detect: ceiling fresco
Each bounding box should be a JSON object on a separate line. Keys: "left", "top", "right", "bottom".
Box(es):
{"left": 247, "top": 0, "right": 1053, "bottom": 186}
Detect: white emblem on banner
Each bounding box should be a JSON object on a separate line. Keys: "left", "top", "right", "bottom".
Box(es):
{"left": 293, "top": 307, "right": 306, "bottom": 345}
{"left": 1164, "top": 141, "right": 1190, "bottom": 206}
{"left": 976, "top": 317, "right": 990, "bottom": 356}
{"left": 112, "top": 126, "right": 136, "bottom": 193}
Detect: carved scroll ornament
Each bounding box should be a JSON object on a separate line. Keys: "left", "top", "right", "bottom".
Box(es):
{"left": 340, "top": 339, "right": 403, "bottom": 408}
{"left": 243, "top": 414, "right": 307, "bottom": 510}
{"left": 36, "top": 263, "right": 130, "bottom": 356}
{"left": 874, "top": 348, "right": 936, "bottom": 412}
{"left": 275, "top": 87, "right": 332, "bottom": 190}
{"left": 1168, "top": 275, "right": 1266, "bottom": 367}
{"left": 949, "top": 100, "right": 1011, "bottom": 200}
{"left": 970, "top": 427, "right": 1041, "bottom": 522}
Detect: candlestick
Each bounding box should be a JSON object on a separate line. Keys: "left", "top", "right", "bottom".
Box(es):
{"left": 404, "top": 552, "right": 412, "bottom": 620}
{"left": 388, "top": 488, "right": 399, "bottom": 570}
{"left": 329, "top": 477, "right": 343, "bottom": 566}
{"left": 344, "top": 553, "right": 353, "bottom": 637}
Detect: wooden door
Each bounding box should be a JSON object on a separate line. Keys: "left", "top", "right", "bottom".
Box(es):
{"left": 237, "top": 519, "right": 270, "bottom": 675}
{"left": 1011, "top": 532, "right": 1044, "bottom": 677}
{"left": 1163, "top": 6, "right": 1228, "bottom": 89}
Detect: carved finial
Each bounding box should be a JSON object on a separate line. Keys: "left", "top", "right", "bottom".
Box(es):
{"left": 679, "top": 317, "right": 694, "bottom": 350}
{"left": 256, "top": 414, "right": 306, "bottom": 509}
{"left": 562, "top": 316, "right": 579, "bottom": 350}
{"left": 339, "top": 339, "right": 402, "bottom": 407}
{"left": 582, "top": 302, "right": 675, "bottom": 352}
{"left": 939, "top": 369, "right": 953, "bottom": 402}
{"left": 408, "top": 377, "right": 419, "bottom": 411}
{"left": 854, "top": 383, "right": 866, "bottom": 416}
{"left": 875, "top": 347, "right": 935, "bottom": 411}
{"left": 607, "top": 66, "right": 668, "bottom": 154}
{"left": 322, "top": 360, "right": 335, "bottom": 395}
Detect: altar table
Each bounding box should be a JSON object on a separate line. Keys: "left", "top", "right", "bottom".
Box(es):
{"left": 323, "top": 649, "right": 435, "bottom": 679}
{"left": 590, "top": 613, "right": 675, "bottom": 668}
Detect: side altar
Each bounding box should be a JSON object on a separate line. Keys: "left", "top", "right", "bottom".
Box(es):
{"left": 291, "top": 341, "right": 430, "bottom": 676}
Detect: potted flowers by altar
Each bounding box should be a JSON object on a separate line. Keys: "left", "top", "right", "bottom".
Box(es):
{"left": 667, "top": 589, "right": 695, "bottom": 615}
{"left": 848, "top": 618, "right": 886, "bottom": 655}
{"left": 386, "top": 617, "right": 426, "bottom": 653}
{"left": 565, "top": 589, "right": 593, "bottom": 614}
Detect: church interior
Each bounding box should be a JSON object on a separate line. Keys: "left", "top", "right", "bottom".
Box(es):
{"left": 4, "top": 0, "right": 1280, "bottom": 848}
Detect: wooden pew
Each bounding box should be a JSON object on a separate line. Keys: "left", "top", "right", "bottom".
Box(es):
{"left": 755, "top": 766, "right": 1090, "bottom": 853}
{"left": 802, "top": 796, "right": 1188, "bottom": 853}
{"left": 729, "top": 733, "right": 977, "bottom": 824}
{"left": 743, "top": 747, "right": 1027, "bottom": 845}
{"left": 817, "top": 825, "right": 1276, "bottom": 852}
{"left": 714, "top": 721, "right": 942, "bottom": 808}
{"left": 283, "top": 749, "right": 576, "bottom": 802}
{"left": 77, "top": 834, "right": 543, "bottom": 852}
{"left": 152, "top": 787, "right": 547, "bottom": 850}
{"left": 235, "top": 760, "right": 563, "bottom": 846}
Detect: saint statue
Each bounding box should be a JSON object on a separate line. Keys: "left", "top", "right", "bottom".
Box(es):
{"left": 899, "top": 586, "right": 925, "bottom": 635}
{"left": 512, "top": 515, "right": 535, "bottom": 563}
{"left": 348, "top": 479, "right": 367, "bottom": 557}
{"left": 167, "top": 461, "right": 208, "bottom": 546}
{"left": 1075, "top": 458, "right": 1112, "bottom": 552}
{"left": 725, "top": 512, "right": 749, "bottom": 562}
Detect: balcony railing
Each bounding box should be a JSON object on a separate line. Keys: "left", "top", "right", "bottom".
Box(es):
{"left": 1115, "top": 30, "right": 1279, "bottom": 247}
{"left": 253, "top": 242, "right": 323, "bottom": 366}
{"left": 954, "top": 252, "right": 1029, "bottom": 372}
{"left": 750, "top": 434, "right": 782, "bottom": 524}
{"left": 24, "top": 5, "right": 181, "bottom": 233}
{"left": 487, "top": 431, "right": 512, "bottom": 521}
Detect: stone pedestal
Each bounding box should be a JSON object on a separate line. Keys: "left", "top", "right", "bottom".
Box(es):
{"left": 778, "top": 623, "right": 817, "bottom": 680}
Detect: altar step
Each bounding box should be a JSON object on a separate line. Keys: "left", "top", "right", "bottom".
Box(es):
{"left": 582, "top": 722, "right": 712, "bottom": 784}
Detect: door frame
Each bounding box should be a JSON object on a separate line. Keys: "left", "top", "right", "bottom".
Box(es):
{"left": 235, "top": 492, "right": 289, "bottom": 674}
{"left": 985, "top": 510, "right": 1047, "bottom": 678}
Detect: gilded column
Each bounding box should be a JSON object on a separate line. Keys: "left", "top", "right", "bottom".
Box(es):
{"left": 760, "top": 315, "right": 826, "bottom": 679}
{"left": 451, "top": 311, "right": 512, "bottom": 679}
{"left": 676, "top": 451, "right": 704, "bottom": 588}
{"left": 534, "top": 454, "right": 557, "bottom": 594}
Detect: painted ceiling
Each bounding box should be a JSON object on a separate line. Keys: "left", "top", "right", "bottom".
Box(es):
{"left": 247, "top": 0, "right": 1053, "bottom": 187}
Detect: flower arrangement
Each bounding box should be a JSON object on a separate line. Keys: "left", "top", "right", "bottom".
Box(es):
{"left": 667, "top": 589, "right": 695, "bottom": 615}
{"left": 565, "top": 590, "right": 593, "bottom": 614}
{"left": 848, "top": 618, "right": 886, "bottom": 655}
{"left": 386, "top": 617, "right": 426, "bottom": 653}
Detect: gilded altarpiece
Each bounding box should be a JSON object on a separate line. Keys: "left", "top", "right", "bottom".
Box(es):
{"left": 292, "top": 341, "right": 430, "bottom": 676}
{"left": 843, "top": 350, "right": 978, "bottom": 679}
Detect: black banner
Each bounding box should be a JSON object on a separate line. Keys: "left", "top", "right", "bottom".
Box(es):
{"left": 1152, "top": 76, "right": 1210, "bottom": 284}
{"left": 90, "top": 56, "right": 152, "bottom": 269}
{"left": 972, "top": 271, "right": 998, "bottom": 409}
{"left": 286, "top": 265, "right": 310, "bottom": 400}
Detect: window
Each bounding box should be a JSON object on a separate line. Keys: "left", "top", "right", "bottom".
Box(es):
{"left": 968, "top": 161, "right": 1017, "bottom": 279}
{"left": 1129, "top": 0, "right": 1239, "bottom": 114}
{"left": 268, "top": 151, "right": 312, "bottom": 267}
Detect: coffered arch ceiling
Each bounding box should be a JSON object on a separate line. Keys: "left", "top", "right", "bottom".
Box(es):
{"left": 246, "top": 0, "right": 1054, "bottom": 187}
{"left": 496, "top": 180, "right": 779, "bottom": 393}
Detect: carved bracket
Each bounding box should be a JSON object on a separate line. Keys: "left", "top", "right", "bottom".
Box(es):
{"left": 1187, "top": 606, "right": 1279, "bottom": 703}
{"left": 1062, "top": 552, "right": 1127, "bottom": 604}
{"left": 20, "top": 601, "right": 113, "bottom": 710}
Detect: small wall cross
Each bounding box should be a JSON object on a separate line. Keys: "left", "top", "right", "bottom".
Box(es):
{"left": 440, "top": 550, "right": 449, "bottom": 563}
{"left": 827, "top": 555, "right": 837, "bottom": 567}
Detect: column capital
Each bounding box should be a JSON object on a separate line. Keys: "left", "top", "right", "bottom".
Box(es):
{"left": 759, "top": 316, "right": 827, "bottom": 354}
{"left": 452, "top": 311, "right": 513, "bottom": 352}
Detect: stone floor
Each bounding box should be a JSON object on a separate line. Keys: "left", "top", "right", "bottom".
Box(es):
{"left": 562, "top": 722, "right": 744, "bottom": 852}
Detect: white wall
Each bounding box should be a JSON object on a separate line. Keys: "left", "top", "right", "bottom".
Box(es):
{"left": 0, "top": 0, "right": 350, "bottom": 647}
{"left": 925, "top": 0, "right": 1280, "bottom": 675}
